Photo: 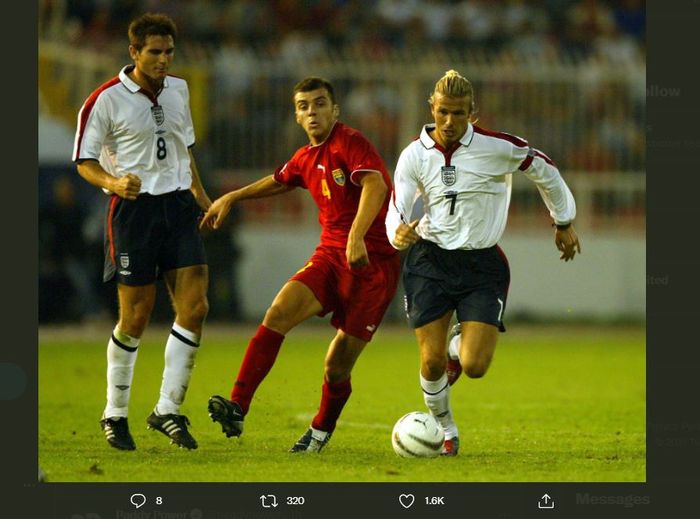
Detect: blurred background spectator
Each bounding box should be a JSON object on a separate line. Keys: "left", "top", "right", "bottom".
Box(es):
{"left": 39, "top": 175, "right": 105, "bottom": 322}
{"left": 39, "top": 0, "right": 645, "bottom": 63}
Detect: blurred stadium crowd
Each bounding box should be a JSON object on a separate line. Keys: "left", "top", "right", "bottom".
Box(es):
{"left": 40, "top": 0, "right": 646, "bottom": 172}
{"left": 38, "top": 0, "right": 645, "bottom": 324}
{"left": 40, "top": 0, "right": 644, "bottom": 61}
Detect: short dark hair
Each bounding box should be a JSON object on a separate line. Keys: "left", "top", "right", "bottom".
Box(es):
{"left": 293, "top": 77, "right": 336, "bottom": 105}
{"left": 128, "top": 13, "right": 177, "bottom": 50}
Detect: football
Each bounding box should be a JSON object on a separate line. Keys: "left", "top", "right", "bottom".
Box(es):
{"left": 391, "top": 411, "right": 445, "bottom": 458}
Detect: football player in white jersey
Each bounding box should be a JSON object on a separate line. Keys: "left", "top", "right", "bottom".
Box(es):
{"left": 386, "top": 70, "right": 581, "bottom": 456}
{"left": 73, "top": 13, "right": 213, "bottom": 451}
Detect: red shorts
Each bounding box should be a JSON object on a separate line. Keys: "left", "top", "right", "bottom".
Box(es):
{"left": 290, "top": 245, "right": 400, "bottom": 342}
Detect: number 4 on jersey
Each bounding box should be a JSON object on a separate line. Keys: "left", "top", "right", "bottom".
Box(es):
{"left": 318, "top": 164, "right": 331, "bottom": 199}
{"left": 321, "top": 178, "right": 331, "bottom": 199}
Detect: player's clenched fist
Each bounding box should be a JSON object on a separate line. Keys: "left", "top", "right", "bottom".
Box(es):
{"left": 392, "top": 219, "right": 420, "bottom": 250}
{"left": 346, "top": 235, "right": 370, "bottom": 269}
{"left": 114, "top": 173, "right": 142, "bottom": 200}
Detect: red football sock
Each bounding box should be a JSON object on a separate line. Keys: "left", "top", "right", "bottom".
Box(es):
{"left": 230, "top": 325, "right": 284, "bottom": 414}
{"left": 311, "top": 378, "right": 352, "bottom": 433}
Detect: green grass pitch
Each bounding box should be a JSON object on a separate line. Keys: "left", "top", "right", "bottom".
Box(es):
{"left": 39, "top": 322, "right": 645, "bottom": 482}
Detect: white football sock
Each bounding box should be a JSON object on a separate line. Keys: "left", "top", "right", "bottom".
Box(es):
{"left": 310, "top": 426, "right": 330, "bottom": 441}
{"left": 448, "top": 333, "right": 461, "bottom": 361}
{"left": 104, "top": 326, "right": 139, "bottom": 419}
{"left": 156, "top": 323, "right": 200, "bottom": 415}
{"left": 420, "top": 372, "right": 459, "bottom": 440}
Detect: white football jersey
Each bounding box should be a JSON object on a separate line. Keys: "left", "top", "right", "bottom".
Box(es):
{"left": 386, "top": 123, "right": 576, "bottom": 250}
{"left": 73, "top": 65, "right": 196, "bottom": 195}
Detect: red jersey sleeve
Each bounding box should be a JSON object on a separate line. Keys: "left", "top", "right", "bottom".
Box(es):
{"left": 273, "top": 154, "right": 306, "bottom": 188}
{"left": 343, "top": 131, "right": 387, "bottom": 186}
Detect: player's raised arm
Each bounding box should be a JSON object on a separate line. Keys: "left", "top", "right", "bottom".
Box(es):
{"left": 200, "top": 174, "right": 293, "bottom": 230}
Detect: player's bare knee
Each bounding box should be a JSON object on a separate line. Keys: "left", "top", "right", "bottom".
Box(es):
{"left": 119, "top": 299, "right": 153, "bottom": 333}
{"left": 424, "top": 357, "right": 447, "bottom": 380}
{"left": 464, "top": 360, "right": 489, "bottom": 378}
{"left": 325, "top": 349, "right": 353, "bottom": 383}
{"left": 187, "top": 297, "right": 209, "bottom": 325}
{"left": 119, "top": 314, "right": 149, "bottom": 337}
{"left": 263, "top": 303, "right": 290, "bottom": 329}
{"left": 465, "top": 367, "right": 486, "bottom": 378}
{"left": 324, "top": 363, "right": 351, "bottom": 384}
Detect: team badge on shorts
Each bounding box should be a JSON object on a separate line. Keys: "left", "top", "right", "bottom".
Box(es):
{"left": 119, "top": 253, "right": 130, "bottom": 269}
{"left": 441, "top": 166, "right": 456, "bottom": 186}
{"left": 332, "top": 168, "right": 346, "bottom": 186}
{"left": 151, "top": 105, "right": 165, "bottom": 126}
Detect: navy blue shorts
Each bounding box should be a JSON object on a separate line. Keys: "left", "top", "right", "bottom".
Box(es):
{"left": 103, "top": 189, "right": 207, "bottom": 286}
{"left": 402, "top": 240, "right": 510, "bottom": 330}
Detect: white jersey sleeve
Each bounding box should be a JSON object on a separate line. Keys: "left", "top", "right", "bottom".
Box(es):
{"left": 518, "top": 147, "right": 577, "bottom": 225}
{"left": 386, "top": 144, "right": 422, "bottom": 249}
{"left": 183, "top": 84, "right": 195, "bottom": 148}
{"left": 74, "top": 93, "right": 113, "bottom": 163}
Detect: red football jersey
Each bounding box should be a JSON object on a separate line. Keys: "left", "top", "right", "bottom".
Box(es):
{"left": 274, "top": 122, "right": 396, "bottom": 256}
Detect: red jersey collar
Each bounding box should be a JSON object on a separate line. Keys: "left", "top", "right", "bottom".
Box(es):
{"left": 308, "top": 120, "right": 340, "bottom": 148}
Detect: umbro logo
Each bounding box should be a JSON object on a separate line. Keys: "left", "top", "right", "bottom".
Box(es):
{"left": 119, "top": 270, "right": 131, "bottom": 276}
{"left": 115, "top": 385, "right": 129, "bottom": 391}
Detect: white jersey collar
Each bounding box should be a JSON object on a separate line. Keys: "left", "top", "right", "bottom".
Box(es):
{"left": 419, "top": 122, "right": 474, "bottom": 149}
{"left": 119, "top": 65, "right": 170, "bottom": 93}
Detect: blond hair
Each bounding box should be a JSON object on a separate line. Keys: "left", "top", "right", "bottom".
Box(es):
{"left": 429, "top": 69, "right": 475, "bottom": 115}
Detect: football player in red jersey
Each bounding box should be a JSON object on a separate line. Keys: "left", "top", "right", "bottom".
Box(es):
{"left": 202, "top": 77, "right": 400, "bottom": 452}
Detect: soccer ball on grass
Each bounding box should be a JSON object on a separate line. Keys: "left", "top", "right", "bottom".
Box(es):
{"left": 391, "top": 411, "right": 445, "bottom": 458}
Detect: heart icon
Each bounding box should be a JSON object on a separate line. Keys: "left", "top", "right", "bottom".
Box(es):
{"left": 399, "top": 493, "right": 415, "bottom": 509}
